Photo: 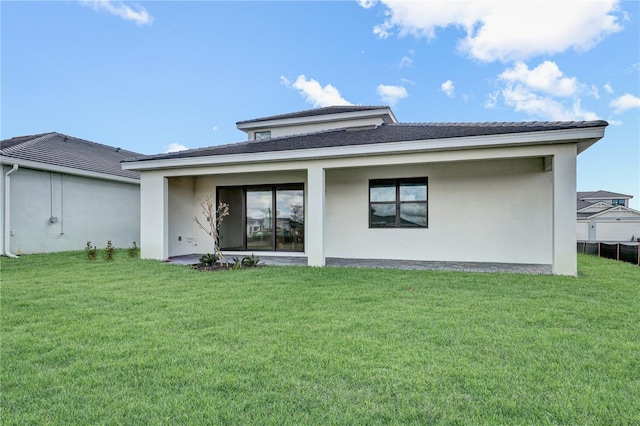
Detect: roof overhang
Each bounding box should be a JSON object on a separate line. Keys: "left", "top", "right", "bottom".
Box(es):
{"left": 1, "top": 156, "right": 140, "bottom": 184}
{"left": 122, "top": 125, "right": 606, "bottom": 172}
{"left": 236, "top": 107, "right": 397, "bottom": 133}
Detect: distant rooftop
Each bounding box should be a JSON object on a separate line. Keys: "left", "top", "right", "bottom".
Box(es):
{"left": 1, "top": 132, "right": 141, "bottom": 180}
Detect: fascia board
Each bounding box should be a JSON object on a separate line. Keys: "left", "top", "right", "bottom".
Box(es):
{"left": 122, "top": 126, "right": 606, "bottom": 171}
{"left": 581, "top": 195, "right": 632, "bottom": 201}
{"left": 237, "top": 108, "right": 396, "bottom": 131}
{"left": 0, "top": 156, "right": 140, "bottom": 184}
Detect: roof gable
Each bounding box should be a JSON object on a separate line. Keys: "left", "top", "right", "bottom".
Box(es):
{"left": 577, "top": 201, "right": 612, "bottom": 213}
{"left": 1, "top": 132, "right": 141, "bottom": 181}
{"left": 585, "top": 205, "right": 640, "bottom": 219}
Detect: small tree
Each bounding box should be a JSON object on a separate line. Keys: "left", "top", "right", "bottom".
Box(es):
{"left": 105, "top": 240, "right": 115, "bottom": 262}
{"left": 195, "top": 195, "right": 229, "bottom": 265}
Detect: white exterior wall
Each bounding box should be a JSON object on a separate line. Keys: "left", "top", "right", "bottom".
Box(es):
{"left": 577, "top": 222, "right": 589, "bottom": 240}
{"left": 324, "top": 158, "right": 552, "bottom": 264}
{"left": 247, "top": 117, "right": 385, "bottom": 140}
{"left": 134, "top": 143, "right": 582, "bottom": 274}
{"left": 169, "top": 171, "right": 307, "bottom": 256}
{"left": 595, "top": 221, "right": 640, "bottom": 242}
{"left": 2, "top": 165, "right": 139, "bottom": 254}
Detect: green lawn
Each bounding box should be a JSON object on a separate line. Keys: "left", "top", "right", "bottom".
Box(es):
{"left": 2, "top": 252, "right": 639, "bottom": 425}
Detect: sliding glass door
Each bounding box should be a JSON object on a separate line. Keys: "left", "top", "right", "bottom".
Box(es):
{"left": 246, "top": 189, "right": 274, "bottom": 251}
{"left": 218, "top": 184, "right": 304, "bottom": 252}
{"left": 276, "top": 188, "right": 304, "bottom": 251}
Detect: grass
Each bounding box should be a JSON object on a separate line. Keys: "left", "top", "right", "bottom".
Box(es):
{"left": 1, "top": 251, "right": 639, "bottom": 425}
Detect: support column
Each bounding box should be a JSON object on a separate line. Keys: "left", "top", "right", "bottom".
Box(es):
{"left": 552, "top": 146, "right": 577, "bottom": 275}
{"left": 140, "top": 172, "right": 168, "bottom": 260}
{"left": 306, "top": 166, "right": 325, "bottom": 266}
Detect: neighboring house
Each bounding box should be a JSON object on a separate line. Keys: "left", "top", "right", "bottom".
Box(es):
{"left": 577, "top": 190, "right": 640, "bottom": 241}
{"left": 122, "top": 106, "right": 609, "bottom": 275}
{"left": 1, "top": 132, "right": 141, "bottom": 255}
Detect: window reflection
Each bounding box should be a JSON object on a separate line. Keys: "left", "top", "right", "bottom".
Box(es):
{"left": 276, "top": 189, "right": 304, "bottom": 251}
{"left": 369, "top": 178, "right": 428, "bottom": 228}
{"left": 247, "top": 190, "right": 273, "bottom": 250}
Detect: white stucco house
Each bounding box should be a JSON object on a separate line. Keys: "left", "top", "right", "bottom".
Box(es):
{"left": 1, "top": 132, "right": 141, "bottom": 255}
{"left": 121, "top": 106, "right": 608, "bottom": 275}
{"left": 577, "top": 190, "right": 640, "bottom": 241}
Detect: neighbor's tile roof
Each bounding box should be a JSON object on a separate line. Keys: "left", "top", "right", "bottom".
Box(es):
{"left": 236, "top": 106, "right": 390, "bottom": 125}
{"left": 1, "top": 132, "right": 141, "bottom": 180}
{"left": 125, "top": 120, "right": 609, "bottom": 163}
{"left": 577, "top": 190, "right": 632, "bottom": 200}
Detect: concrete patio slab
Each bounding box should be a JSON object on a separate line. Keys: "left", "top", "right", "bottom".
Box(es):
{"left": 169, "top": 254, "right": 552, "bottom": 274}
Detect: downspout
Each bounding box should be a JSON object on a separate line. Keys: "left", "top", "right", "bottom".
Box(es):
{"left": 4, "top": 164, "right": 20, "bottom": 258}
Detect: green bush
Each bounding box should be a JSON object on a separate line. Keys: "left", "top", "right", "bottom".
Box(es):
{"left": 104, "top": 240, "right": 115, "bottom": 262}
{"left": 128, "top": 241, "right": 139, "bottom": 258}
{"left": 199, "top": 253, "right": 218, "bottom": 266}
{"left": 241, "top": 253, "right": 261, "bottom": 267}
{"left": 85, "top": 241, "right": 97, "bottom": 261}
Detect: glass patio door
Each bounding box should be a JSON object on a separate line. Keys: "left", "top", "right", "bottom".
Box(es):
{"left": 246, "top": 189, "right": 274, "bottom": 251}
{"left": 219, "top": 184, "right": 304, "bottom": 252}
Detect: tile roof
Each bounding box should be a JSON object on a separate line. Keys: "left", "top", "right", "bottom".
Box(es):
{"left": 577, "top": 190, "right": 632, "bottom": 200}
{"left": 236, "top": 106, "right": 390, "bottom": 124}
{"left": 125, "top": 120, "right": 609, "bottom": 163}
{"left": 1, "top": 132, "right": 140, "bottom": 180}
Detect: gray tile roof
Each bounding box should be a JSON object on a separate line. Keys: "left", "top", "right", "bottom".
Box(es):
{"left": 1, "top": 132, "right": 140, "bottom": 180}
{"left": 577, "top": 190, "right": 632, "bottom": 200}
{"left": 124, "top": 120, "right": 609, "bottom": 163}
{"left": 236, "top": 106, "right": 390, "bottom": 125}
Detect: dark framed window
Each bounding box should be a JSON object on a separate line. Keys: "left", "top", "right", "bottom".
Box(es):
{"left": 611, "top": 199, "right": 625, "bottom": 206}
{"left": 369, "top": 178, "right": 428, "bottom": 228}
{"left": 217, "top": 183, "right": 304, "bottom": 252}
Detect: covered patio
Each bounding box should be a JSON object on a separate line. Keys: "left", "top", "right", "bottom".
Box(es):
{"left": 169, "top": 254, "right": 552, "bottom": 274}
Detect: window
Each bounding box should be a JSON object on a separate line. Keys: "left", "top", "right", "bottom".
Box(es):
{"left": 369, "top": 178, "right": 428, "bottom": 228}
{"left": 611, "top": 199, "right": 625, "bottom": 206}
{"left": 255, "top": 131, "right": 271, "bottom": 141}
{"left": 217, "top": 184, "right": 304, "bottom": 252}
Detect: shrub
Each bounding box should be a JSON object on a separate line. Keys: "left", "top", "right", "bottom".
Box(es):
{"left": 199, "top": 253, "right": 218, "bottom": 267}
{"left": 128, "top": 241, "right": 139, "bottom": 258}
{"left": 241, "top": 253, "right": 261, "bottom": 268}
{"left": 105, "top": 240, "right": 115, "bottom": 262}
{"left": 86, "top": 241, "right": 97, "bottom": 261}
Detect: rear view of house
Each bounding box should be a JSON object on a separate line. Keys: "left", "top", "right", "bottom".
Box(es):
{"left": 1, "top": 133, "right": 141, "bottom": 255}
{"left": 577, "top": 191, "right": 640, "bottom": 241}
{"left": 122, "top": 106, "right": 608, "bottom": 275}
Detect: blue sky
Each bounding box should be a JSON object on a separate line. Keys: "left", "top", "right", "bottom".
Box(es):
{"left": 2, "top": 1, "right": 639, "bottom": 208}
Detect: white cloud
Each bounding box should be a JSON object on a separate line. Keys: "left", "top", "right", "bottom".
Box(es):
{"left": 357, "top": 0, "right": 377, "bottom": 9}
{"left": 609, "top": 93, "right": 640, "bottom": 114}
{"left": 164, "top": 143, "right": 188, "bottom": 153}
{"left": 361, "top": 1, "right": 623, "bottom": 62}
{"left": 441, "top": 80, "right": 455, "bottom": 98}
{"left": 212, "top": 126, "right": 218, "bottom": 132}
{"left": 376, "top": 84, "right": 408, "bottom": 105}
{"left": 499, "top": 85, "right": 599, "bottom": 121}
{"left": 603, "top": 82, "right": 614, "bottom": 94}
{"left": 80, "top": 0, "right": 153, "bottom": 26}
{"left": 492, "top": 61, "right": 601, "bottom": 121}
{"left": 499, "top": 61, "right": 578, "bottom": 97}
{"left": 282, "top": 75, "right": 352, "bottom": 107}
{"left": 398, "top": 55, "right": 413, "bottom": 69}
